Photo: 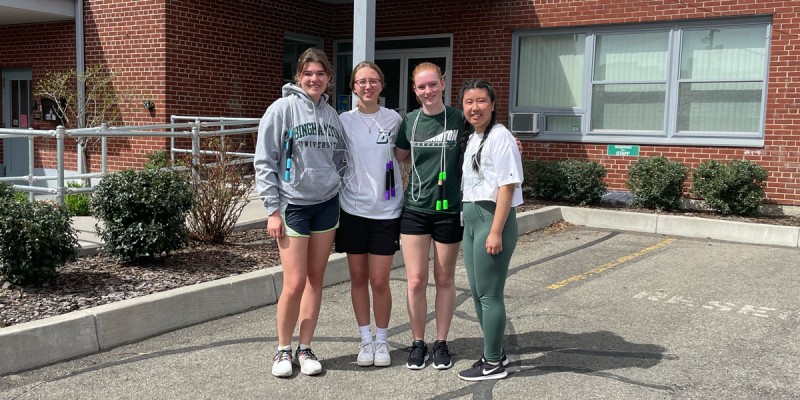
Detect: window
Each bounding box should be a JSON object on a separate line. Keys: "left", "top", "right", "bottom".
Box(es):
{"left": 511, "top": 18, "right": 770, "bottom": 146}
{"left": 284, "top": 34, "right": 323, "bottom": 85}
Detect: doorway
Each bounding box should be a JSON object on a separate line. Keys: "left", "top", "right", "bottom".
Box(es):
{"left": 334, "top": 36, "right": 452, "bottom": 117}
{"left": 2, "top": 68, "right": 33, "bottom": 179}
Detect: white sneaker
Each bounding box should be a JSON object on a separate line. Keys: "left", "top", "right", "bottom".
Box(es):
{"left": 373, "top": 340, "right": 391, "bottom": 367}
{"left": 271, "top": 349, "right": 293, "bottom": 378}
{"left": 357, "top": 341, "right": 374, "bottom": 366}
{"left": 295, "top": 347, "right": 322, "bottom": 376}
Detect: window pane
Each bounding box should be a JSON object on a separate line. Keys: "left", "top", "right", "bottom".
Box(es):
{"left": 680, "top": 27, "right": 766, "bottom": 80}
{"left": 591, "top": 83, "right": 665, "bottom": 131}
{"left": 517, "top": 34, "right": 584, "bottom": 108}
{"left": 545, "top": 115, "right": 581, "bottom": 132}
{"left": 594, "top": 32, "right": 668, "bottom": 81}
{"left": 677, "top": 82, "right": 762, "bottom": 133}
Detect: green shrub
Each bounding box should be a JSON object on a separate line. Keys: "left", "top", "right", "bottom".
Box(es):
{"left": 691, "top": 159, "right": 768, "bottom": 215}
{"left": 0, "top": 182, "right": 14, "bottom": 202}
{"left": 559, "top": 159, "right": 608, "bottom": 205}
{"left": 522, "top": 160, "right": 562, "bottom": 201}
{"left": 144, "top": 149, "right": 170, "bottom": 170}
{"left": 0, "top": 196, "right": 78, "bottom": 285}
{"left": 64, "top": 181, "right": 91, "bottom": 216}
{"left": 627, "top": 156, "right": 688, "bottom": 211}
{"left": 92, "top": 169, "right": 193, "bottom": 261}
{"left": 524, "top": 159, "right": 607, "bottom": 205}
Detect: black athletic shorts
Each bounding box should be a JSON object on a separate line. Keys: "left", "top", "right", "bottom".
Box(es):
{"left": 399, "top": 208, "right": 463, "bottom": 244}
{"left": 335, "top": 210, "right": 400, "bottom": 255}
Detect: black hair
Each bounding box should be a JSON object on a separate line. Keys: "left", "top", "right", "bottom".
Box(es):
{"left": 459, "top": 79, "right": 497, "bottom": 172}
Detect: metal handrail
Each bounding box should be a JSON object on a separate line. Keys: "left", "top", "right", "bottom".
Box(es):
{"left": 0, "top": 116, "right": 259, "bottom": 204}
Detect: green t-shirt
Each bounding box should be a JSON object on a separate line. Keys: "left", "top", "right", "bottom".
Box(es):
{"left": 396, "top": 105, "right": 465, "bottom": 214}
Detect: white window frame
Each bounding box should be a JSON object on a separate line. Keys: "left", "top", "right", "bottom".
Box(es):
{"left": 510, "top": 17, "right": 772, "bottom": 147}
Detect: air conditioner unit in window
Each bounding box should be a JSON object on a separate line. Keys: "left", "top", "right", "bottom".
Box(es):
{"left": 509, "top": 112, "right": 540, "bottom": 134}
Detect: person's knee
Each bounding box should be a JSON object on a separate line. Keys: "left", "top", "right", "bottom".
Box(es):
{"left": 433, "top": 271, "right": 455, "bottom": 290}
{"left": 281, "top": 280, "right": 306, "bottom": 299}
{"left": 349, "top": 269, "right": 370, "bottom": 287}
{"left": 370, "top": 277, "right": 391, "bottom": 295}
{"left": 407, "top": 277, "right": 427, "bottom": 295}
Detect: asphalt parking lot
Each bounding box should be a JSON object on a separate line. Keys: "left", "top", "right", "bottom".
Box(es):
{"left": 1, "top": 225, "right": 798, "bottom": 399}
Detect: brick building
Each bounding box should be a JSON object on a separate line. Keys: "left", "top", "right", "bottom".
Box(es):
{"left": 2, "top": 0, "right": 799, "bottom": 205}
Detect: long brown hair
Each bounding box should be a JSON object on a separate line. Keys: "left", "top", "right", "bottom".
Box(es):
{"left": 294, "top": 47, "right": 334, "bottom": 91}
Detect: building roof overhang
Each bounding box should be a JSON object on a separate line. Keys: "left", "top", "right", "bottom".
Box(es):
{"left": 0, "top": 0, "right": 75, "bottom": 26}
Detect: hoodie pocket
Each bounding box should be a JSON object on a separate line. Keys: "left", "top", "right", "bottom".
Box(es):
{"left": 291, "top": 166, "right": 341, "bottom": 196}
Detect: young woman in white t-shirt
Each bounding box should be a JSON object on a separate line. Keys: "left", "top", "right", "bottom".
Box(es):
{"left": 336, "top": 61, "right": 403, "bottom": 367}
{"left": 457, "top": 79, "right": 524, "bottom": 382}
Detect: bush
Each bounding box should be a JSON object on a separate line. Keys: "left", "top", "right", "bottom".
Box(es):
{"left": 186, "top": 138, "right": 255, "bottom": 243}
{"left": 522, "top": 160, "right": 561, "bottom": 201}
{"left": 0, "top": 182, "right": 14, "bottom": 202}
{"left": 560, "top": 159, "right": 608, "bottom": 205}
{"left": 0, "top": 193, "right": 78, "bottom": 285}
{"left": 524, "top": 159, "right": 607, "bottom": 206}
{"left": 691, "top": 159, "right": 768, "bottom": 216}
{"left": 144, "top": 149, "right": 170, "bottom": 170}
{"left": 92, "top": 169, "right": 193, "bottom": 261}
{"left": 627, "top": 156, "right": 688, "bottom": 211}
{"left": 64, "top": 181, "right": 91, "bottom": 216}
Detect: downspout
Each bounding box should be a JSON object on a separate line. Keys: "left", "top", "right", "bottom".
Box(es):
{"left": 76, "top": 0, "right": 86, "bottom": 175}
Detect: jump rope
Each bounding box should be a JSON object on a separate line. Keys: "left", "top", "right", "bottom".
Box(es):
{"left": 342, "top": 108, "right": 397, "bottom": 208}
{"left": 410, "top": 107, "right": 450, "bottom": 211}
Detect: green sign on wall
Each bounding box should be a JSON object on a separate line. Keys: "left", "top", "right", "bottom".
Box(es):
{"left": 607, "top": 145, "right": 640, "bottom": 156}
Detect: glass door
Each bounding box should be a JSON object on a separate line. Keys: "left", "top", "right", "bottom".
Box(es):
{"left": 2, "top": 68, "right": 33, "bottom": 179}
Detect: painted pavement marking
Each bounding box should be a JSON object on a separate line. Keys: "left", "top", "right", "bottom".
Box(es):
{"left": 548, "top": 238, "right": 677, "bottom": 290}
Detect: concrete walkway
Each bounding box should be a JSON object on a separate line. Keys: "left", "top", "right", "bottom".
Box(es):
{"left": 2, "top": 194, "right": 800, "bottom": 376}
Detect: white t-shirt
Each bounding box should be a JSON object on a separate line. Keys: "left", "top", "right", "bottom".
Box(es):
{"left": 461, "top": 123, "right": 524, "bottom": 207}
{"left": 338, "top": 107, "right": 404, "bottom": 219}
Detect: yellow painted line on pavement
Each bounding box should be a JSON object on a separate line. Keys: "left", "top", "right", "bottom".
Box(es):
{"left": 548, "top": 237, "right": 676, "bottom": 290}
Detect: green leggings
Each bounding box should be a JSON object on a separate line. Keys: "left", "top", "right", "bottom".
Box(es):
{"left": 462, "top": 201, "right": 517, "bottom": 363}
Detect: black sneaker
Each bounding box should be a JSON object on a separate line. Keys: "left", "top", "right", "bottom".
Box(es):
{"left": 406, "top": 340, "right": 429, "bottom": 370}
{"left": 431, "top": 340, "right": 453, "bottom": 370}
{"left": 458, "top": 359, "right": 508, "bottom": 381}
{"left": 481, "top": 352, "right": 509, "bottom": 367}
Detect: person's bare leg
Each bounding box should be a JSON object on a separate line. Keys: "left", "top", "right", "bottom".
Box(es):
{"left": 297, "top": 229, "right": 336, "bottom": 345}
{"left": 348, "top": 253, "right": 371, "bottom": 326}
{"left": 432, "top": 241, "right": 459, "bottom": 341}
{"left": 275, "top": 235, "right": 309, "bottom": 346}
{"left": 369, "top": 254, "right": 394, "bottom": 329}
{"left": 402, "top": 234, "right": 432, "bottom": 340}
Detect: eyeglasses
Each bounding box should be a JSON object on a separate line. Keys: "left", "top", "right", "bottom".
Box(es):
{"left": 354, "top": 79, "right": 382, "bottom": 87}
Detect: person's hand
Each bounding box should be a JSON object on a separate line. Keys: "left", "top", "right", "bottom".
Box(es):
{"left": 267, "top": 212, "right": 284, "bottom": 238}
{"left": 486, "top": 232, "right": 503, "bottom": 255}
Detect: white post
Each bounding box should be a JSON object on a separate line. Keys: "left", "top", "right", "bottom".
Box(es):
{"left": 352, "top": 0, "right": 376, "bottom": 109}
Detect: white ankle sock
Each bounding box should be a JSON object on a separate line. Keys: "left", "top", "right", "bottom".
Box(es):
{"left": 359, "top": 325, "right": 372, "bottom": 343}
{"left": 375, "top": 327, "right": 388, "bottom": 342}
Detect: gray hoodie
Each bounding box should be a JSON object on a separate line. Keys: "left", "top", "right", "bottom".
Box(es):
{"left": 254, "top": 83, "right": 346, "bottom": 215}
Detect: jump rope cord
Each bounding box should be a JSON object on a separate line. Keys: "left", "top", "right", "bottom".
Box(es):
{"left": 409, "top": 107, "right": 447, "bottom": 206}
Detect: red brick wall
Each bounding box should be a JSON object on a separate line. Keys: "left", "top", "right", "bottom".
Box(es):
{"left": 1, "top": 0, "right": 337, "bottom": 173}
{"left": 331, "top": 0, "right": 800, "bottom": 206}
{"left": 0, "top": 20, "right": 77, "bottom": 169}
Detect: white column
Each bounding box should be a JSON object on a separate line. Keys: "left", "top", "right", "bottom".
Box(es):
{"left": 352, "top": 0, "right": 376, "bottom": 109}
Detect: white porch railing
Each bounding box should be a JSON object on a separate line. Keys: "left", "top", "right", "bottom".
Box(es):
{"left": 0, "top": 116, "right": 260, "bottom": 204}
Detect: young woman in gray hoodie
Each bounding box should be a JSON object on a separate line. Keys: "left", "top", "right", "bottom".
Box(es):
{"left": 253, "top": 47, "right": 346, "bottom": 378}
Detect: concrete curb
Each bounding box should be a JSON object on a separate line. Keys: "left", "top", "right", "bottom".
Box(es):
{"left": 3, "top": 206, "right": 800, "bottom": 375}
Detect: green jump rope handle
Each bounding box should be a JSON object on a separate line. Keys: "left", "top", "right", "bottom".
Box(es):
{"left": 440, "top": 171, "right": 448, "bottom": 210}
